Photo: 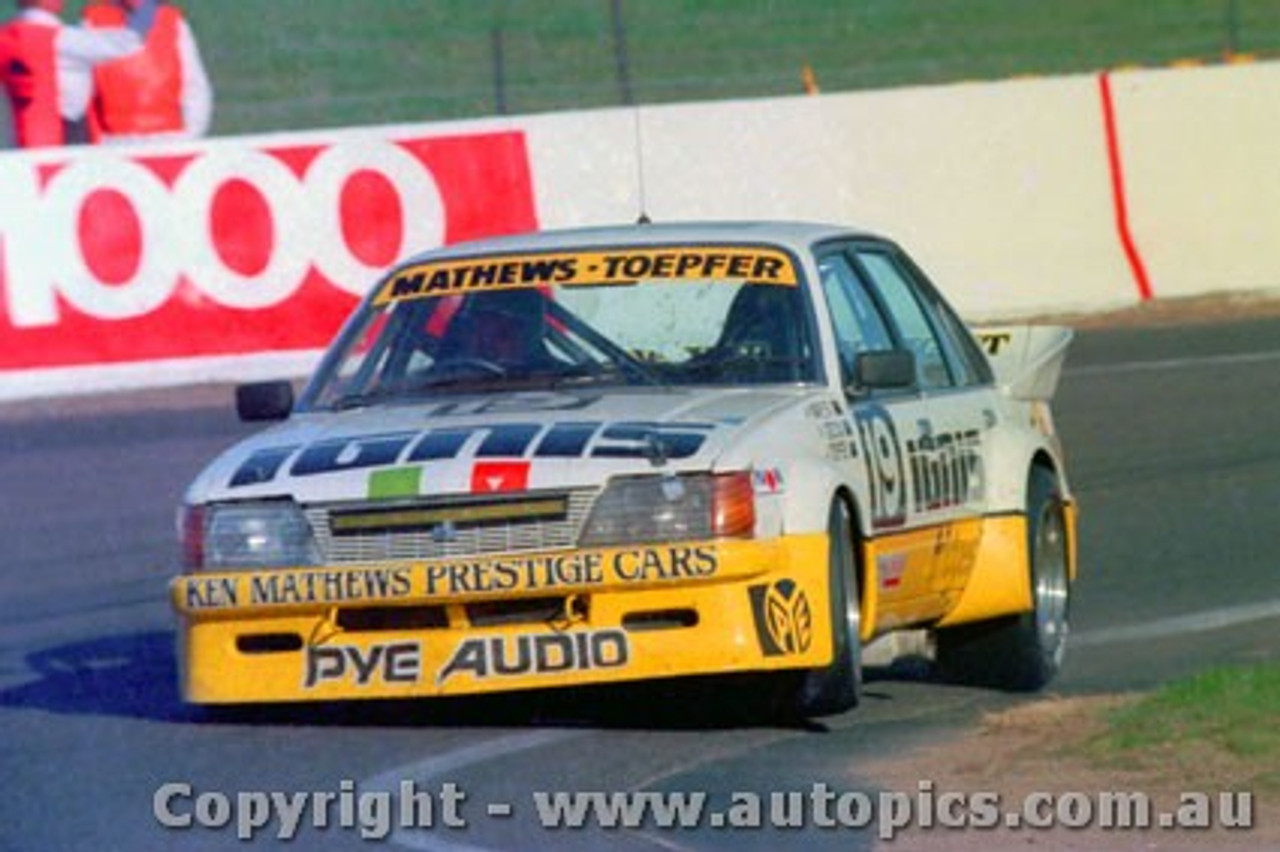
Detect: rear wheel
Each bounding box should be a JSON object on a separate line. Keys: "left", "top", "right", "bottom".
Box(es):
{"left": 936, "top": 465, "right": 1070, "bottom": 691}
{"left": 791, "top": 498, "right": 862, "bottom": 716}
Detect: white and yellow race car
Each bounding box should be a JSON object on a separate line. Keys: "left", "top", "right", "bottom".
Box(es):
{"left": 172, "top": 221, "right": 1077, "bottom": 716}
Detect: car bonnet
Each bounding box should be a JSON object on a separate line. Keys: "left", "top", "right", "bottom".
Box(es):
{"left": 187, "top": 386, "right": 810, "bottom": 505}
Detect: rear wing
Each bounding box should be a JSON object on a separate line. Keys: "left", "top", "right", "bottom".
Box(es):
{"left": 972, "top": 325, "right": 1073, "bottom": 401}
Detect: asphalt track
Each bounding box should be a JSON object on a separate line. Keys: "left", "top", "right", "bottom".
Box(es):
{"left": 1, "top": 316, "right": 1278, "bottom": 851}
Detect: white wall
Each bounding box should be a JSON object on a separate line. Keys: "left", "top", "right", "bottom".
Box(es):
{"left": 1108, "top": 62, "right": 1280, "bottom": 299}
{"left": 527, "top": 74, "right": 1137, "bottom": 318}
{"left": 3, "top": 60, "right": 1278, "bottom": 399}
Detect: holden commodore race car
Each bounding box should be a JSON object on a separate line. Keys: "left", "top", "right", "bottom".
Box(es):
{"left": 172, "top": 221, "right": 1077, "bottom": 716}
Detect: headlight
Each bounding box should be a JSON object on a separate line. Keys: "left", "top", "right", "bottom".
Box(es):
{"left": 181, "top": 501, "right": 320, "bottom": 570}
{"left": 579, "top": 472, "right": 755, "bottom": 547}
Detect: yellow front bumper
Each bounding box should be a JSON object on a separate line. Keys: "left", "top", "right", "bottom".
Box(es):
{"left": 172, "top": 536, "right": 832, "bottom": 704}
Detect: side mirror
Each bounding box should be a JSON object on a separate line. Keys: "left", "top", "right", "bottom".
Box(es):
{"left": 851, "top": 350, "right": 916, "bottom": 394}
{"left": 236, "top": 380, "right": 294, "bottom": 422}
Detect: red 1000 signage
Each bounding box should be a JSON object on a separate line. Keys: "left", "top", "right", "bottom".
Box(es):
{"left": 0, "top": 130, "right": 537, "bottom": 370}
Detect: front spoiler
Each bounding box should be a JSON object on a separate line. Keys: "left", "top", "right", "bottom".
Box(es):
{"left": 173, "top": 536, "right": 833, "bottom": 704}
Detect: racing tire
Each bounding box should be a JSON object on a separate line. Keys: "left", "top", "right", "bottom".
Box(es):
{"left": 935, "top": 465, "right": 1070, "bottom": 691}
{"left": 789, "top": 498, "right": 862, "bottom": 717}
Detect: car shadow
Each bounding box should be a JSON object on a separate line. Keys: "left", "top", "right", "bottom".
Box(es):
{"left": 0, "top": 630, "right": 197, "bottom": 723}
{"left": 0, "top": 630, "right": 948, "bottom": 732}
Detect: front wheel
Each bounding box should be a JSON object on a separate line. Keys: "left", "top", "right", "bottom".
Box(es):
{"left": 790, "top": 498, "right": 862, "bottom": 717}
{"left": 936, "top": 465, "right": 1071, "bottom": 691}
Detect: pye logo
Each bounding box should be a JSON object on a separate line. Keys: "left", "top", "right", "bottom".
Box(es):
{"left": 304, "top": 641, "right": 422, "bottom": 688}
{"left": 0, "top": 140, "right": 445, "bottom": 327}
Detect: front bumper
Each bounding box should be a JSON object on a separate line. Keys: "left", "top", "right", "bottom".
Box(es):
{"left": 172, "top": 535, "right": 832, "bottom": 704}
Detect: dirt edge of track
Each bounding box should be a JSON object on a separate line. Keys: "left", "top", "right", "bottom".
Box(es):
{"left": 861, "top": 693, "right": 1276, "bottom": 850}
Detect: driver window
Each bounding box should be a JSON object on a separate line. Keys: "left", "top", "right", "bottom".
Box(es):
{"left": 854, "top": 251, "right": 953, "bottom": 390}
{"left": 817, "top": 254, "right": 894, "bottom": 383}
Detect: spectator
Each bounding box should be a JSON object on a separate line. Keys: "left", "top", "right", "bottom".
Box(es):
{"left": 0, "top": 0, "right": 153, "bottom": 148}
{"left": 83, "top": 0, "right": 211, "bottom": 143}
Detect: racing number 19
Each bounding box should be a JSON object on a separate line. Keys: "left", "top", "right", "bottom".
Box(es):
{"left": 855, "top": 406, "right": 907, "bottom": 530}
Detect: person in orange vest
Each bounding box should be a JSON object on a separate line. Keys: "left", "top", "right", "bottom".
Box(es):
{"left": 0, "top": 0, "right": 155, "bottom": 148}
{"left": 83, "top": 0, "right": 211, "bottom": 143}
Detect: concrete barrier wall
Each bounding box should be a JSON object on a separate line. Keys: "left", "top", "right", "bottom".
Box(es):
{"left": 526, "top": 75, "right": 1134, "bottom": 319}
{"left": 1, "top": 61, "right": 1277, "bottom": 399}
{"left": 1108, "top": 63, "right": 1280, "bottom": 300}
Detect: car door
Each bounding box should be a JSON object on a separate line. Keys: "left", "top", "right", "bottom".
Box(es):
{"left": 817, "top": 241, "right": 998, "bottom": 630}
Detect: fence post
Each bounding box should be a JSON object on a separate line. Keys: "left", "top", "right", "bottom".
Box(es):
{"left": 1224, "top": 0, "right": 1240, "bottom": 56}
{"left": 492, "top": 26, "right": 509, "bottom": 115}
{"left": 610, "top": 0, "right": 636, "bottom": 105}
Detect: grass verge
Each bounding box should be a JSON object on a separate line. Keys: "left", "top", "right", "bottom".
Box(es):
{"left": 1079, "top": 664, "right": 1280, "bottom": 790}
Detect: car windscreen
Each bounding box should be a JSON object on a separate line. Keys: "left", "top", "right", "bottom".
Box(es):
{"left": 299, "top": 244, "right": 819, "bottom": 411}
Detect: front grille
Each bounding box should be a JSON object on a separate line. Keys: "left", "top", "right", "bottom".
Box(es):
{"left": 337, "top": 606, "right": 449, "bottom": 631}
{"left": 466, "top": 596, "right": 570, "bottom": 628}
{"left": 306, "top": 489, "right": 597, "bottom": 563}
